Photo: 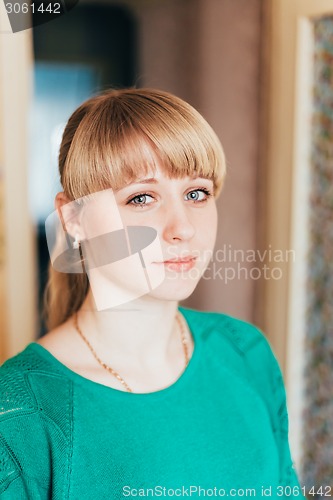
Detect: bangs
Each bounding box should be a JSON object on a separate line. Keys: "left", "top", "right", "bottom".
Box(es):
{"left": 62, "top": 89, "right": 226, "bottom": 201}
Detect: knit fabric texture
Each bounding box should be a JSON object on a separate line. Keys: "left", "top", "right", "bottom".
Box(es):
{"left": 0, "top": 306, "right": 303, "bottom": 499}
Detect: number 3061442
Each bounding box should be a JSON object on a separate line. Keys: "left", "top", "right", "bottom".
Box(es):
{"left": 5, "top": 3, "right": 61, "bottom": 14}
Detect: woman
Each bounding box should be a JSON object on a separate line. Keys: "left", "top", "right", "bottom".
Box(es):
{"left": 0, "top": 88, "right": 303, "bottom": 498}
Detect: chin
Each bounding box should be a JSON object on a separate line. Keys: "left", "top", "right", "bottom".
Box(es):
{"left": 147, "top": 278, "right": 200, "bottom": 302}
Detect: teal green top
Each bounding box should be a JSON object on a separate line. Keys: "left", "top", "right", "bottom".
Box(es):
{"left": 0, "top": 307, "right": 303, "bottom": 499}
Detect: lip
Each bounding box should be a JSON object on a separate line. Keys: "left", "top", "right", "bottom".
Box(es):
{"left": 163, "top": 256, "right": 197, "bottom": 263}
{"left": 154, "top": 256, "right": 197, "bottom": 272}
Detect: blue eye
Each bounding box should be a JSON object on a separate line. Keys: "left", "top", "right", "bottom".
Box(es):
{"left": 126, "top": 187, "right": 212, "bottom": 209}
{"left": 186, "top": 189, "right": 212, "bottom": 202}
{"left": 127, "top": 193, "right": 155, "bottom": 208}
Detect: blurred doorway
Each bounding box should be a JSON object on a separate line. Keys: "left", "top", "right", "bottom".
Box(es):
{"left": 29, "top": 3, "right": 137, "bottom": 335}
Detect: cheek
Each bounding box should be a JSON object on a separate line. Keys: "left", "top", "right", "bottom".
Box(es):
{"left": 198, "top": 204, "right": 218, "bottom": 246}
{"left": 76, "top": 190, "right": 125, "bottom": 240}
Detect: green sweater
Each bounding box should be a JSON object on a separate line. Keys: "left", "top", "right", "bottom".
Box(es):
{"left": 0, "top": 307, "right": 303, "bottom": 499}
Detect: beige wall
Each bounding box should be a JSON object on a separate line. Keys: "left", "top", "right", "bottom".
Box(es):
{"left": 135, "top": 0, "right": 201, "bottom": 107}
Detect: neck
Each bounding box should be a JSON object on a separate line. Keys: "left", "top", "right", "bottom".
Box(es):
{"left": 76, "top": 291, "right": 183, "bottom": 370}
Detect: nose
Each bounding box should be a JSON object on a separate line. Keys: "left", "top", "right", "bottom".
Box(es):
{"left": 162, "top": 199, "right": 195, "bottom": 243}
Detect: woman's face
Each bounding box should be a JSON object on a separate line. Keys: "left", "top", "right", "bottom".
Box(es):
{"left": 77, "top": 164, "right": 218, "bottom": 309}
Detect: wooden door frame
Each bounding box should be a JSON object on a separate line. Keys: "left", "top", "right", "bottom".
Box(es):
{"left": 261, "top": 0, "right": 333, "bottom": 466}
{"left": 0, "top": 7, "right": 36, "bottom": 362}
{"left": 261, "top": 0, "right": 333, "bottom": 374}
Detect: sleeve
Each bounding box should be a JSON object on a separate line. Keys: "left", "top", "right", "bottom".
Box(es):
{"left": 244, "top": 333, "right": 305, "bottom": 496}
{"left": 0, "top": 438, "right": 49, "bottom": 499}
{"left": 267, "top": 348, "right": 302, "bottom": 489}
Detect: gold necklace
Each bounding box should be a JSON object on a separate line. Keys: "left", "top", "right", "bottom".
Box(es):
{"left": 73, "top": 312, "right": 190, "bottom": 393}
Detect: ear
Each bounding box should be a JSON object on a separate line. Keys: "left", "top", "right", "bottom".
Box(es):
{"left": 55, "top": 191, "right": 71, "bottom": 211}
{"left": 55, "top": 192, "right": 83, "bottom": 240}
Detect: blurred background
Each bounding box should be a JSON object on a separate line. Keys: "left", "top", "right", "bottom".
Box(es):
{"left": 1, "top": 0, "right": 333, "bottom": 493}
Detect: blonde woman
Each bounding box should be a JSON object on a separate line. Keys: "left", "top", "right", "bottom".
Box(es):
{"left": 0, "top": 89, "right": 303, "bottom": 499}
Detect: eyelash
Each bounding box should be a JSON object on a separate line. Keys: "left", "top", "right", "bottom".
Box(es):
{"left": 126, "top": 188, "right": 213, "bottom": 208}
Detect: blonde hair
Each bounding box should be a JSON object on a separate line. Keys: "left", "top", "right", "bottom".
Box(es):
{"left": 44, "top": 88, "right": 226, "bottom": 330}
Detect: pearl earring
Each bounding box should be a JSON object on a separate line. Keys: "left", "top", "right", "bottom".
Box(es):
{"left": 73, "top": 234, "right": 80, "bottom": 250}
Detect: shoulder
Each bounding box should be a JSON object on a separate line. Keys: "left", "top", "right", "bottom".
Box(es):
{"left": 0, "top": 344, "right": 73, "bottom": 423}
{"left": 0, "top": 351, "right": 74, "bottom": 496}
{"left": 180, "top": 306, "right": 283, "bottom": 397}
{"left": 180, "top": 305, "right": 269, "bottom": 355}
{"left": 0, "top": 346, "right": 74, "bottom": 491}
{"left": 183, "top": 308, "right": 288, "bottom": 424}
{"left": 0, "top": 346, "right": 41, "bottom": 419}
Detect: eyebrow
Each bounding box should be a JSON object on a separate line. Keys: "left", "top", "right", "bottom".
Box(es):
{"left": 133, "top": 177, "right": 158, "bottom": 184}
{"left": 115, "top": 174, "right": 213, "bottom": 193}
{"left": 132, "top": 175, "right": 210, "bottom": 185}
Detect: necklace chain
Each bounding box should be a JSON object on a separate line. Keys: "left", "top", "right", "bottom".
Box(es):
{"left": 73, "top": 312, "right": 190, "bottom": 393}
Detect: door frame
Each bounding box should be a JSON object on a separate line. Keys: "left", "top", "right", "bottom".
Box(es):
{"left": 262, "top": 0, "right": 333, "bottom": 467}
{"left": 0, "top": 7, "right": 36, "bottom": 362}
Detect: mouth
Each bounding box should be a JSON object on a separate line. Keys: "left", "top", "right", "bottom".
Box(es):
{"left": 154, "top": 256, "right": 197, "bottom": 272}
{"left": 163, "top": 256, "right": 197, "bottom": 264}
